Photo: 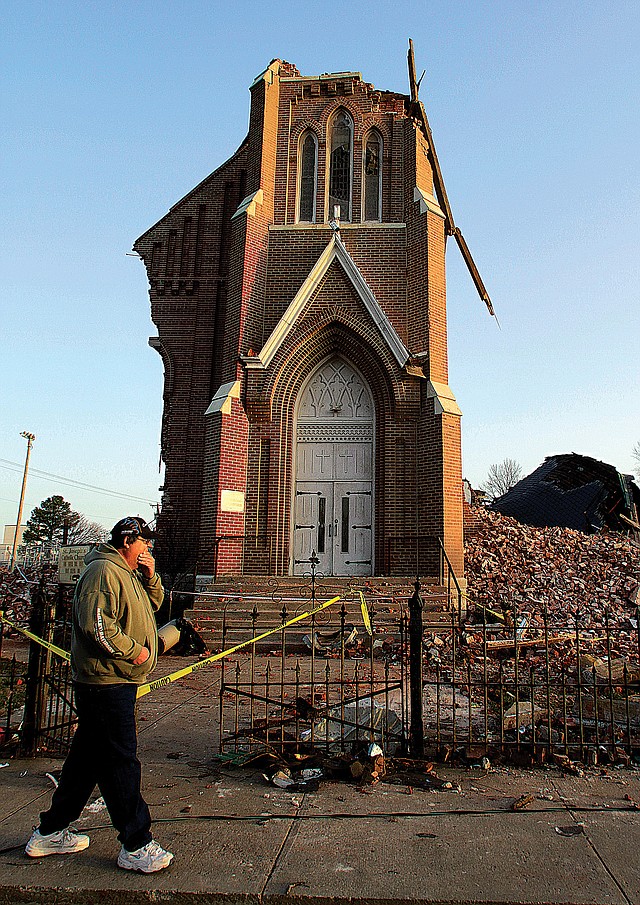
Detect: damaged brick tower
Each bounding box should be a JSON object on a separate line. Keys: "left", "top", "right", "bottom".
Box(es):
{"left": 134, "top": 57, "right": 466, "bottom": 587}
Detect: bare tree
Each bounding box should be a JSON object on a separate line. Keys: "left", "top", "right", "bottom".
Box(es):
{"left": 633, "top": 442, "right": 640, "bottom": 481}
{"left": 67, "top": 514, "right": 108, "bottom": 545}
{"left": 482, "top": 458, "right": 523, "bottom": 501}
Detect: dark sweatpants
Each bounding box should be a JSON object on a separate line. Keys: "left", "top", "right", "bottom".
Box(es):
{"left": 39, "top": 682, "right": 152, "bottom": 852}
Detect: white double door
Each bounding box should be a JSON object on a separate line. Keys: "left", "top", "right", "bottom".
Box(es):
{"left": 293, "top": 441, "right": 373, "bottom": 576}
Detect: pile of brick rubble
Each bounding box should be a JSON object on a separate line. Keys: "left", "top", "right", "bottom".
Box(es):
{"left": 0, "top": 566, "right": 50, "bottom": 635}
{"left": 464, "top": 507, "right": 639, "bottom": 635}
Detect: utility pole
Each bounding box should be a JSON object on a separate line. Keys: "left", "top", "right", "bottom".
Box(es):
{"left": 10, "top": 431, "right": 36, "bottom": 571}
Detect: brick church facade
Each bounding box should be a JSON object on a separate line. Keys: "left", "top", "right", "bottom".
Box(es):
{"left": 134, "top": 58, "right": 464, "bottom": 585}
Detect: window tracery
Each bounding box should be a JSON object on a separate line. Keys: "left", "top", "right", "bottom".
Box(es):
{"left": 328, "top": 111, "right": 353, "bottom": 222}
{"left": 298, "top": 131, "right": 317, "bottom": 222}
{"left": 298, "top": 359, "right": 373, "bottom": 421}
{"left": 363, "top": 130, "right": 382, "bottom": 221}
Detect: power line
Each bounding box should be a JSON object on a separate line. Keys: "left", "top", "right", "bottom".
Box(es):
{"left": 0, "top": 489, "right": 152, "bottom": 526}
{"left": 0, "top": 459, "right": 158, "bottom": 505}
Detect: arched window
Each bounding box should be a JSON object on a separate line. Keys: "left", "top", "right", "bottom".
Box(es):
{"left": 328, "top": 110, "right": 353, "bottom": 222}
{"left": 363, "top": 130, "right": 382, "bottom": 221}
{"left": 297, "top": 131, "right": 317, "bottom": 223}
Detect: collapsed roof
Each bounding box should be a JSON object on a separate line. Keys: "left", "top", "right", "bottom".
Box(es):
{"left": 492, "top": 453, "right": 640, "bottom": 536}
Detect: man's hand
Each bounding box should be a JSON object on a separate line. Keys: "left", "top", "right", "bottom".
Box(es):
{"left": 137, "top": 549, "right": 156, "bottom": 579}
{"left": 133, "top": 647, "right": 150, "bottom": 666}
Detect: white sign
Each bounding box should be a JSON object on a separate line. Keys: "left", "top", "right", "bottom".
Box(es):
{"left": 195, "top": 574, "right": 216, "bottom": 607}
{"left": 194, "top": 574, "right": 215, "bottom": 593}
{"left": 58, "top": 545, "right": 92, "bottom": 584}
{"left": 220, "top": 489, "right": 245, "bottom": 513}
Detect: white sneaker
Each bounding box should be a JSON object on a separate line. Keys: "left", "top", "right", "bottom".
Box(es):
{"left": 25, "top": 827, "right": 90, "bottom": 857}
{"left": 117, "top": 840, "right": 174, "bottom": 873}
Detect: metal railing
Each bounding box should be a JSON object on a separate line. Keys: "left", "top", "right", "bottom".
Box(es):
{"left": 12, "top": 577, "right": 77, "bottom": 756}
{"left": 385, "top": 534, "right": 462, "bottom": 612}
{"left": 6, "top": 563, "right": 639, "bottom": 768}
{"left": 218, "top": 599, "right": 409, "bottom": 756}
{"left": 421, "top": 605, "right": 640, "bottom": 764}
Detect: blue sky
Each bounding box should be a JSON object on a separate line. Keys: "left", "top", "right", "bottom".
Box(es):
{"left": 2, "top": 1, "right": 639, "bottom": 532}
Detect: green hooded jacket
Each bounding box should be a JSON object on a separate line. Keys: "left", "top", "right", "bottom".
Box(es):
{"left": 71, "top": 542, "right": 164, "bottom": 685}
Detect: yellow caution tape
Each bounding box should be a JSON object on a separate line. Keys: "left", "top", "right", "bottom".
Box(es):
{"left": 135, "top": 595, "right": 342, "bottom": 699}
{"left": 358, "top": 591, "right": 372, "bottom": 636}
{"left": 0, "top": 611, "right": 71, "bottom": 661}
{"left": 1, "top": 596, "right": 343, "bottom": 700}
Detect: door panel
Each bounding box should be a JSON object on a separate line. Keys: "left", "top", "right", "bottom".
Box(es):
{"left": 294, "top": 356, "right": 374, "bottom": 576}
{"left": 297, "top": 443, "right": 334, "bottom": 481}
{"left": 334, "top": 443, "right": 372, "bottom": 480}
{"left": 293, "top": 462, "right": 373, "bottom": 576}
{"left": 332, "top": 483, "right": 372, "bottom": 576}
{"left": 293, "top": 482, "right": 333, "bottom": 575}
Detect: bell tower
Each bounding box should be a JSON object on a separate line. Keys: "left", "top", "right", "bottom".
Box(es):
{"left": 135, "top": 48, "right": 494, "bottom": 587}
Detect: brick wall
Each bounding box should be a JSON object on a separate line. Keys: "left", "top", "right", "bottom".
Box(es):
{"left": 135, "top": 58, "right": 464, "bottom": 584}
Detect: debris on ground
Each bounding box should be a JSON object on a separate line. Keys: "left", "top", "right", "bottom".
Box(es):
{"left": 302, "top": 625, "right": 358, "bottom": 655}
{"left": 554, "top": 824, "right": 585, "bottom": 837}
{"left": 511, "top": 793, "right": 535, "bottom": 811}
{"left": 215, "top": 747, "right": 458, "bottom": 794}
{"left": 299, "top": 696, "right": 403, "bottom": 753}
{"left": 552, "top": 754, "right": 584, "bottom": 777}
{"left": 465, "top": 508, "right": 639, "bottom": 642}
{"left": 502, "top": 701, "right": 547, "bottom": 731}
{"left": 579, "top": 653, "right": 640, "bottom": 684}
{"left": 157, "top": 618, "right": 208, "bottom": 656}
{"left": 349, "top": 743, "right": 385, "bottom": 784}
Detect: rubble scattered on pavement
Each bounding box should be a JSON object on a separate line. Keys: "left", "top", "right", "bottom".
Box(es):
{"left": 511, "top": 793, "right": 535, "bottom": 811}
{"left": 554, "top": 824, "right": 585, "bottom": 837}
{"left": 552, "top": 754, "right": 584, "bottom": 777}
{"left": 420, "top": 507, "right": 640, "bottom": 766}
{"left": 216, "top": 747, "right": 459, "bottom": 794}
{"left": 579, "top": 653, "right": 640, "bottom": 684}
{"left": 302, "top": 625, "right": 358, "bottom": 655}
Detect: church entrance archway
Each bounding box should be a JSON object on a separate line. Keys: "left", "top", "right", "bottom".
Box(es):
{"left": 293, "top": 357, "right": 374, "bottom": 576}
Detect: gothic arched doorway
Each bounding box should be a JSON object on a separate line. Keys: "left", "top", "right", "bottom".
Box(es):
{"left": 292, "top": 357, "right": 374, "bottom": 576}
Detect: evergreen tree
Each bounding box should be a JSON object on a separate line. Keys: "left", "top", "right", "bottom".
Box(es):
{"left": 22, "top": 495, "right": 74, "bottom": 547}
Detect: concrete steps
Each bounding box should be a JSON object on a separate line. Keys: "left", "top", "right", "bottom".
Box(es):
{"left": 182, "top": 576, "right": 459, "bottom": 651}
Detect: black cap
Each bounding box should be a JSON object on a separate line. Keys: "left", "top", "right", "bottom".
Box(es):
{"left": 110, "top": 516, "right": 157, "bottom": 541}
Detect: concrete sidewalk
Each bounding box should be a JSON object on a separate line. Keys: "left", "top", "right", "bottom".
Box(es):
{"left": 1, "top": 657, "right": 639, "bottom": 905}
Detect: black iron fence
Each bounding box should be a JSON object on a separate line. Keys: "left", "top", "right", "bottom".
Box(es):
{"left": 420, "top": 604, "right": 640, "bottom": 765}
{"left": 218, "top": 599, "right": 409, "bottom": 757}
{"left": 216, "top": 592, "right": 640, "bottom": 767}
{"left": 0, "top": 652, "right": 26, "bottom": 749}
{"left": 0, "top": 574, "right": 76, "bottom": 756}
{"left": 3, "top": 564, "right": 640, "bottom": 769}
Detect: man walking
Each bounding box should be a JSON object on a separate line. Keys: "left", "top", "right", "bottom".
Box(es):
{"left": 25, "top": 516, "right": 174, "bottom": 873}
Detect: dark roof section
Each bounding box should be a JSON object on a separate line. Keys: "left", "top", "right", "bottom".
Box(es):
{"left": 492, "top": 453, "right": 640, "bottom": 536}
